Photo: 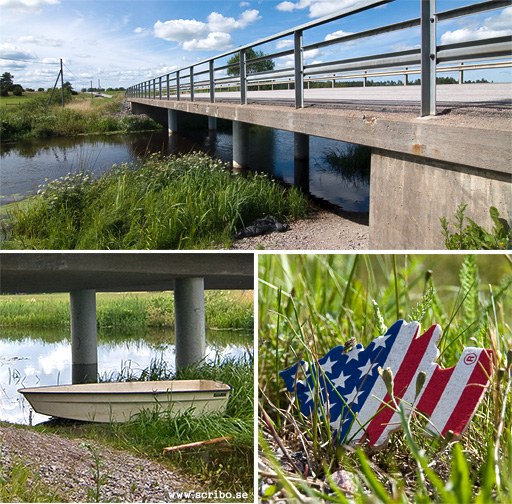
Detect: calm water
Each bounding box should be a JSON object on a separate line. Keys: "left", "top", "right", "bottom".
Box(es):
{"left": 0, "top": 328, "right": 252, "bottom": 425}
{"left": 0, "top": 125, "right": 369, "bottom": 212}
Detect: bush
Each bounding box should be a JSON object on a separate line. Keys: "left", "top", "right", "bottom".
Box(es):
{"left": 441, "top": 203, "right": 511, "bottom": 250}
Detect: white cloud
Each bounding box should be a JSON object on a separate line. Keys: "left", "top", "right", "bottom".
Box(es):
{"left": 154, "top": 19, "right": 208, "bottom": 43}
{"left": 154, "top": 9, "right": 259, "bottom": 52}
{"left": 17, "top": 35, "right": 64, "bottom": 47}
{"left": 182, "top": 32, "right": 233, "bottom": 51}
{"left": 133, "top": 27, "right": 146, "bottom": 34}
{"left": 0, "top": 0, "right": 59, "bottom": 13}
{"left": 325, "top": 29, "right": 354, "bottom": 41}
{"left": 240, "top": 1, "right": 250, "bottom": 7}
{"left": 276, "top": 39, "right": 294, "bottom": 50}
{"left": 440, "top": 7, "right": 512, "bottom": 44}
{"left": 276, "top": 0, "right": 367, "bottom": 18}
{"left": 0, "top": 43, "right": 37, "bottom": 61}
{"left": 207, "top": 9, "right": 260, "bottom": 32}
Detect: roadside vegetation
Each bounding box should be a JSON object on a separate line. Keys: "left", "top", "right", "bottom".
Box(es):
{"left": 0, "top": 89, "right": 161, "bottom": 141}
{"left": 441, "top": 203, "right": 511, "bottom": 250}
{"left": 0, "top": 290, "right": 254, "bottom": 331}
{"left": 1, "top": 151, "right": 309, "bottom": 249}
{"left": 259, "top": 254, "right": 512, "bottom": 503}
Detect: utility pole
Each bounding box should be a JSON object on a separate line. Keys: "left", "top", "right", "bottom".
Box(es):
{"left": 60, "top": 58, "right": 64, "bottom": 108}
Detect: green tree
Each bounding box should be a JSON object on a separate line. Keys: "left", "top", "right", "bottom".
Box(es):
{"left": 0, "top": 71, "right": 14, "bottom": 96}
{"left": 12, "top": 84, "right": 23, "bottom": 96}
{"left": 227, "top": 48, "right": 275, "bottom": 76}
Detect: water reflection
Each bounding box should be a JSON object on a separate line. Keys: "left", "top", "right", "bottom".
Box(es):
{"left": 1, "top": 125, "right": 370, "bottom": 212}
{"left": 0, "top": 327, "right": 252, "bottom": 425}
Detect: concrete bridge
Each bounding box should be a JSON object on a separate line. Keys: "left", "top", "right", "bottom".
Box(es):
{"left": 126, "top": 0, "right": 512, "bottom": 250}
{"left": 0, "top": 253, "right": 254, "bottom": 384}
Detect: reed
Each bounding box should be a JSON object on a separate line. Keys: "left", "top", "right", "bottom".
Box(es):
{"left": 0, "top": 291, "right": 253, "bottom": 330}
{"left": 2, "top": 152, "right": 309, "bottom": 249}
{"left": 259, "top": 254, "right": 512, "bottom": 502}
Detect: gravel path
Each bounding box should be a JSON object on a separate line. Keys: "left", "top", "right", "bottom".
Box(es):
{"left": 229, "top": 206, "right": 369, "bottom": 250}
{"left": 0, "top": 424, "right": 200, "bottom": 502}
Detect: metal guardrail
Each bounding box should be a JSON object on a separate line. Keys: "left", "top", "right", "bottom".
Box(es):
{"left": 126, "top": 0, "right": 512, "bottom": 116}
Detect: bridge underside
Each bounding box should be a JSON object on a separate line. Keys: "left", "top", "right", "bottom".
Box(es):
{"left": 1, "top": 253, "right": 254, "bottom": 383}
{"left": 128, "top": 95, "right": 511, "bottom": 250}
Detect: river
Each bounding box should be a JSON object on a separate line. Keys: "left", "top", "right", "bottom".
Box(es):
{"left": 0, "top": 327, "right": 252, "bottom": 425}
{"left": 0, "top": 124, "right": 370, "bottom": 212}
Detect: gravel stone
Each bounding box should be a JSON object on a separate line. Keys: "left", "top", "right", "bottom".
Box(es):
{"left": 0, "top": 424, "right": 201, "bottom": 502}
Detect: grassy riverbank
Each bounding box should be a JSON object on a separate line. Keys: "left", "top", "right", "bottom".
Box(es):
{"left": 2, "top": 152, "right": 309, "bottom": 249}
{"left": 0, "top": 92, "right": 161, "bottom": 141}
{"left": 0, "top": 290, "right": 253, "bottom": 330}
{"left": 0, "top": 356, "right": 254, "bottom": 502}
{"left": 259, "top": 254, "right": 512, "bottom": 502}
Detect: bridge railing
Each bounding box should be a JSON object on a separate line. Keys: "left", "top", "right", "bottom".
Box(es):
{"left": 126, "top": 0, "right": 512, "bottom": 116}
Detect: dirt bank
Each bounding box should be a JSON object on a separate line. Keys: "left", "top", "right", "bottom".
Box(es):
{"left": 0, "top": 424, "right": 201, "bottom": 502}
{"left": 229, "top": 206, "right": 369, "bottom": 250}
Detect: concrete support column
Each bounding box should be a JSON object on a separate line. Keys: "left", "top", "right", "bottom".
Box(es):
{"left": 208, "top": 116, "right": 217, "bottom": 131}
{"left": 174, "top": 278, "right": 206, "bottom": 369}
{"left": 294, "top": 132, "right": 310, "bottom": 193}
{"left": 233, "top": 120, "right": 250, "bottom": 171}
{"left": 369, "top": 148, "right": 512, "bottom": 250}
{"left": 168, "top": 109, "right": 178, "bottom": 134}
{"left": 70, "top": 290, "right": 98, "bottom": 384}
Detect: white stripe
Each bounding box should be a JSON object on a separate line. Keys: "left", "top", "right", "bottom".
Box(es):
{"left": 347, "top": 321, "right": 420, "bottom": 443}
{"left": 426, "top": 347, "right": 483, "bottom": 436}
{"left": 374, "top": 324, "right": 442, "bottom": 446}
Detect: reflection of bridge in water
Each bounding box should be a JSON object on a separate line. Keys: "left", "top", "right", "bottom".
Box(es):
{"left": 0, "top": 253, "right": 254, "bottom": 384}
{"left": 126, "top": 0, "right": 512, "bottom": 249}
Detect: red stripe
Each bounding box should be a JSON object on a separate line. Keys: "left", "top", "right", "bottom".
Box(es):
{"left": 366, "top": 324, "right": 437, "bottom": 445}
{"left": 441, "top": 350, "right": 493, "bottom": 436}
{"left": 416, "top": 365, "right": 455, "bottom": 416}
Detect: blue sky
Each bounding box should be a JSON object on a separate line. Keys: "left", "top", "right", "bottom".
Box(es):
{"left": 0, "top": 0, "right": 510, "bottom": 89}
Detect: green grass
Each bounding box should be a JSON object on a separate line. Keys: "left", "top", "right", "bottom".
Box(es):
{"left": 258, "top": 254, "right": 512, "bottom": 503}
{"left": 0, "top": 290, "right": 254, "bottom": 330}
{"left": 0, "top": 92, "right": 161, "bottom": 141}
{"left": 1, "top": 151, "right": 309, "bottom": 249}
{"left": 28, "top": 356, "right": 254, "bottom": 502}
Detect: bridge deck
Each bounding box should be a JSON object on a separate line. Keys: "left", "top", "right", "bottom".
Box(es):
{"left": 128, "top": 83, "right": 511, "bottom": 174}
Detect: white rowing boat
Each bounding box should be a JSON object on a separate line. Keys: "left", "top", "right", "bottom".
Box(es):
{"left": 18, "top": 380, "right": 231, "bottom": 423}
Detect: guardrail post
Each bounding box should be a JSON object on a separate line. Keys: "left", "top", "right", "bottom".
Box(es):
{"left": 159, "top": 76, "right": 162, "bottom": 99}
{"left": 190, "top": 66, "right": 195, "bottom": 102}
{"left": 294, "top": 29, "right": 304, "bottom": 108}
{"left": 209, "top": 59, "right": 215, "bottom": 103}
{"left": 421, "top": 0, "right": 436, "bottom": 116}
{"left": 240, "top": 49, "right": 247, "bottom": 105}
{"left": 153, "top": 78, "right": 156, "bottom": 99}
{"left": 177, "top": 70, "right": 181, "bottom": 101}
{"left": 459, "top": 62, "right": 464, "bottom": 84}
{"left": 167, "top": 74, "right": 170, "bottom": 99}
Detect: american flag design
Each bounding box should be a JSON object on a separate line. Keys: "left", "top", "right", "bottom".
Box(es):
{"left": 279, "top": 320, "right": 493, "bottom": 449}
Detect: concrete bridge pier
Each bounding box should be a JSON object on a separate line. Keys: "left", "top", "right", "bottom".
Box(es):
{"left": 168, "top": 109, "right": 178, "bottom": 134}
{"left": 70, "top": 289, "right": 98, "bottom": 384}
{"left": 369, "top": 149, "right": 512, "bottom": 250}
{"left": 174, "top": 277, "right": 206, "bottom": 369}
{"left": 208, "top": 117, "right": 217, "bottom": 131}
{"left": 233, "top": 120, "right": 250, "bottom": 172}
{"left": 294, "top": 132, "right": 310, "bottom": 193}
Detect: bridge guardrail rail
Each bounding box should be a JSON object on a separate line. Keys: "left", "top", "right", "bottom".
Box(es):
{"left": 126, "top": 0, "right": 512, "bottom": 116}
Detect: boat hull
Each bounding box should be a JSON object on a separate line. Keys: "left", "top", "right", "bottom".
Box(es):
{"left": 18, "top": 380, "right": 231, "bottom": 423}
